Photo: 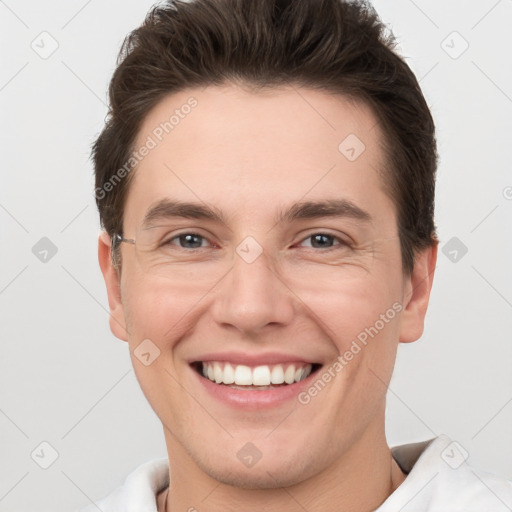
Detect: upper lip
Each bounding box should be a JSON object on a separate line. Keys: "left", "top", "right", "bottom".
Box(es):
{"left": 188, "top": 351, "right": 319, "bottom": 366}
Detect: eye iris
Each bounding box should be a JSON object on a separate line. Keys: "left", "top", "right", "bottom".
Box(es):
{"left": 311, "top": 234, "right": 333, "bottom": 248}
{"left": 179, "top": 234, "right": 203, "bottom": 248}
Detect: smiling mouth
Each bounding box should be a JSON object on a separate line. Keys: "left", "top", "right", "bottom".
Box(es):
{"left": 191, "top": 361, "right": 322, "bottom": 390}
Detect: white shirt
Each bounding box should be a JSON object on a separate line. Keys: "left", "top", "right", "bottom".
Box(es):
{"left": 75, "top": 434, "right": 512, "bottom": 511}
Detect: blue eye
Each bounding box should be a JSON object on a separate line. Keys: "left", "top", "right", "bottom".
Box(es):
{"left": 299, "top": 233, "right": 347, "bottom": 249}
{"left": 168, "top": 233, "right": 208, "bottom": 249}
{"left": 163, "top": 232, "right": 348, "bottom": 251}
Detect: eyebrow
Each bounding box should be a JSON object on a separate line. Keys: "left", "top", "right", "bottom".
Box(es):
{"left": 141, "top": 198, "right": 372, "bottom": 228}
{"left": 142, "top": 200, "right": 226, "bottom": 227}
{"left": 277, "top": 199, "right": 372, "bottom": 224}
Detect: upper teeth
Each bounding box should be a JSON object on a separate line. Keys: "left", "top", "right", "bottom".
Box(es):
{"left": 201, "top": 362, "right": 313, "bottom": 386}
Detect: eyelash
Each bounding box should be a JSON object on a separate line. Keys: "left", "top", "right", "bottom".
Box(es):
{"left": 163, "top": 232, "right": 350, "bottom": 251}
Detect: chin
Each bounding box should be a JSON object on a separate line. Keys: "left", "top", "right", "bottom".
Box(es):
{"left": 195, "top": 451, "right": 317, "bottom": 490}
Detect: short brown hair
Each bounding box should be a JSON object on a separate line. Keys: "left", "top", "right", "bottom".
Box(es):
{"left": 92, "top": 0, "right": 438, "bottom": 275}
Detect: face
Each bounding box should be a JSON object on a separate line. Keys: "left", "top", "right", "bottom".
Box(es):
{"left": 99, "top": 83, "right": 436, "bottom": 488}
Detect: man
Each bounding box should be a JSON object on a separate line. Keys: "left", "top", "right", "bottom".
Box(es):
{"left": 81, "top": 0, "right": 512, "bottom": 510}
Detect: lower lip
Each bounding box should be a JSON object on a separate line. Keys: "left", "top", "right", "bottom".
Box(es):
{"left": 192, "top": 366, "right": 319, "bottom": 410}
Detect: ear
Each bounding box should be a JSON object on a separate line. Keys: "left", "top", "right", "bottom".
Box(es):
{"left": 399, "top": 242, "right": 438, "bottom": 343}
{"left": 98, "top": 231, "right": 129, "bottom": 342}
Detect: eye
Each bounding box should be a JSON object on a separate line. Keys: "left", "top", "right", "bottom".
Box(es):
{"left": 161, "top": 232, "right": 348, "bottom": 250}
{"left": 166, "top": 233, "right": 211, "bottom": 249}
{"left": 297, "top": 233, "right": 348, "bottom": 249}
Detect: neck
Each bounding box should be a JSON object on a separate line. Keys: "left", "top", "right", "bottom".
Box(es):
{"left": 158, "top": 420, "right": 406, "bottom": 512}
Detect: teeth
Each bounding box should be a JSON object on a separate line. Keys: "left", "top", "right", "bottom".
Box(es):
{"left": 271, "top": 365, "right": 285, "bottom": 384}
{"left": 253, "top": 366, "right": 271, "bottom": 386}
{"left": 213, "top": 362, "right": 223, "bottom": 383}
{"left": 199, "top": 362, "right": 313, "bottom": 387}
{"left": 284, "top": 365, "right": 296, "bottom": 384}
{"left": 234, "top": 365, "right": 252, "bottom": 385}
{"left": 223, "top": 363, "right": 235, "bottom": 384}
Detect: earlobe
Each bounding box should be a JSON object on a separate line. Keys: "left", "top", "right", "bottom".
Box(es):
{"left": 98, "top": 231, "right": 129, "bottom": 342}
{"left": 398, "top": 242, "right": 438, "bottom": 344}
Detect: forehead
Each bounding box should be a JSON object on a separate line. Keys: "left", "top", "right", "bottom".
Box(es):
{"left": 134, "top": 83, "right": 381, "bottom": 162}
{"left": 125, "top": 83, "right": 394, "bottom": 231}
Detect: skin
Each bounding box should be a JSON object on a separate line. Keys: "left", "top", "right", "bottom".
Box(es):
{"left": 98, "top": 83, "right": 437, "bottom": 512}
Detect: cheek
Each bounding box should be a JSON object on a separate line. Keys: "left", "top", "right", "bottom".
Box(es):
{"left": 121, "top": 277, "right": 199, "bottom": 415}
{"left": 301, "top": 277, "right": 402, "bottom": 414}
{"left": 121, "top": 271, "right": 206, "bottom": 344}
{"left": 299, "top": 271, "right": 402, "bottom": 344}
{"left": 298, "top": 270, "right": 404, "bottom": 410}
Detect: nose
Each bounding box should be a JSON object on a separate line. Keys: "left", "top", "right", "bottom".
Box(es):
{"left": 211, "top": 248, "right": 295, "bottom": 334}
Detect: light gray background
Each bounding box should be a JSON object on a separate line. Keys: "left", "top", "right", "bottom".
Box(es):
{"left": 1, "top": 1, "right": 511, "bottom": 511}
